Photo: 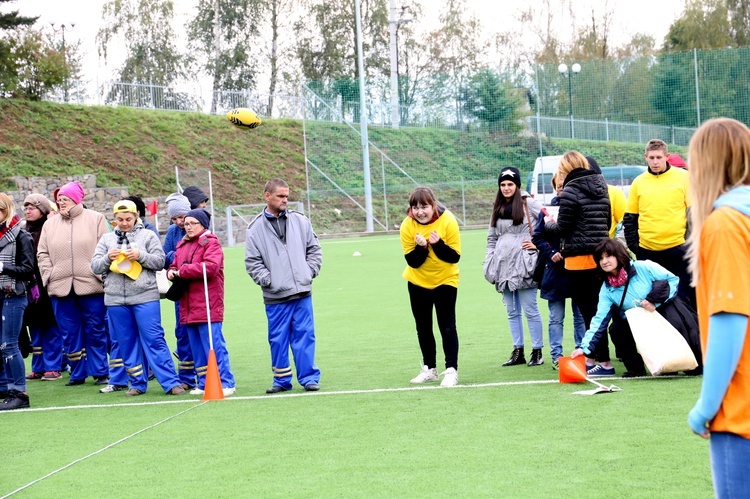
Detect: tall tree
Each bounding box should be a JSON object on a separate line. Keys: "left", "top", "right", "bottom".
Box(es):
{"left": 388, "top": 0, "right": 428, "bottom": 125}
{"left": 0, "top": 0, "right": 38, "bottom": 95}
{"left": 0, "top": 28, "right": 71, "bottom": 100}
{"left": 424, "top": 0, "right": 488, "bottom": 127}
{"left": 0, "top": 0, "right": 37, "bottom": 29}
{"left": 260, "top": 0, "right": 296, "bottom": 116}
{"left": 462, "top": 69, "right": 528, "bottom": 133}
{"left": 663, "top": 0, "right": 732, "bottom": 52}
{"left": 98, "top": 0, "right": 185, "bottom": 86}
{"left": 727, "top": 0, "right": 750, "bottom": 46}
{"left": 295, "top": 1, "right": 388, "bottom": 82}
{"left": 186, "top": 0, "right": 263, "bottom": 113}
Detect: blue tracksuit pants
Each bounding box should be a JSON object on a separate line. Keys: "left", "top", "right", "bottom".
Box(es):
{"left": 51, "top": 293, "right": 109, "bottom": 381}
{"left": 29, "top": 322, "right": 62, "bottom": 373}
{"left": 105, "top": 311, "right": 129, "bottom": 387}
{"left": 185, "top": 322, "right": 234, "bottom": 390}
{"left": 266, "top": 296, "right": 320, "bottom": 390}
{"left": 174, "top": 302, "right": 196, "bottom": 387}
{"left": 107, "top": 301, "right": 180, "bottom": 393}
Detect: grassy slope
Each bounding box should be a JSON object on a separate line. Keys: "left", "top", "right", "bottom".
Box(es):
{"left": 0, "top": 99, "right": 685, "bottom": 205}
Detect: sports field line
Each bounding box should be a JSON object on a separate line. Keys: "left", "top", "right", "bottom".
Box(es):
{"left": 0, "top": 402, "right": 205, "bottom": 499}
{"left": 0, "top": 376, "right": 666, "bottom": 415}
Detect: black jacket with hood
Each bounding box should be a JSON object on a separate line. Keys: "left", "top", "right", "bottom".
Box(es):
{"left": 544, "top": 168, "right": 611, "bottom": 257}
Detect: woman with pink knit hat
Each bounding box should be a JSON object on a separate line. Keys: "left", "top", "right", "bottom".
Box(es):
{"left": 37, "top": 182, "right": 111, "bottom": 387}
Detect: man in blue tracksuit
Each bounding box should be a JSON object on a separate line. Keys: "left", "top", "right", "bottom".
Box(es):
{"left": 245, "top": 178, "right": 323, "bottom": 394}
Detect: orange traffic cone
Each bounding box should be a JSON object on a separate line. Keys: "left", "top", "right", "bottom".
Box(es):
{"left": 202, "top": 349, "right": 225, "bottom": 401}
{"left": 558, "top": 355, "right": 588, "bottom": 383}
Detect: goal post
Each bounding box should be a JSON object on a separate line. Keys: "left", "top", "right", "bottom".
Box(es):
{"left": 225, "top": 202, "right": 304, "bottom": 246}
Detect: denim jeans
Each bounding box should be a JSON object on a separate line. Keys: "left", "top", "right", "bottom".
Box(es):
{"left": 547, "top": 300, "right": 587, "bottom": 360}
{"left": 1, "top": 294, "right": 29, "bottom": 392}
{"left": 502, "top": 287, "right": 543, "bottom": 349}
{"left": 572, "top": 302, "right": 586, "bottom": 348}
{"left": 710, "top": 431, "right": 750, "bottom": 498}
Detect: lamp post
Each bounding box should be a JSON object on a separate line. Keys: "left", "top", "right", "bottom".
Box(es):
{"left": 388, "top": 0, "right": 411, "bottom": 128}
{"left": 51, "top": 21, "right": 75, "bottom": 103}
{"left": 557, "top": 62, "right": 580, "bottom": 139}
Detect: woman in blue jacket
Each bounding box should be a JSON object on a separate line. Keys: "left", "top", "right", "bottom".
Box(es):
{"left": 572, "top": 238, "right": 679, "bottom": 377}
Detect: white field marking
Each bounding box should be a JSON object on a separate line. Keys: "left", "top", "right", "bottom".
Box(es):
{"left": 0, "top": 375, "right": 685, "bottom": 415}
{"left": 0, "top": 402, "right": 206, "bottom": 499}
{"left": 1, "top": 375, "right": 687, "bottom": 416}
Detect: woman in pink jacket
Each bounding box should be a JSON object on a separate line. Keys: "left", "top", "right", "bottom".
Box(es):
{"left": 36, "top": 182, "right": 110, "bottom": 387}
{"left": 169, "top": 209, "right": 235, "bottom": 396}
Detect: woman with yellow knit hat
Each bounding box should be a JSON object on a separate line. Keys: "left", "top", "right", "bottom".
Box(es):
{"left": 91, "top": 200, "right": 185, "bottom": 396}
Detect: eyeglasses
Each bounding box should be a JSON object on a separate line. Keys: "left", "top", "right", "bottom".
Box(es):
{"left": 183, "top": 222, "right": 201, "bottom": 228}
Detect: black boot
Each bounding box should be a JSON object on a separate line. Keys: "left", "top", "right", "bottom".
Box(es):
{"left": 502, "top": 347, "right": 526, "bottom": 366}
{"left": 527, "top": 348, "right": 544, "bottom": 366}
{"left": 0, "top": 390, "right": 30, "bottom": 411}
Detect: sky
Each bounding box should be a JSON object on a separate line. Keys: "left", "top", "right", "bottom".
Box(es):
{"left": 7, "top": 0, "right": 687, "bottom": 95}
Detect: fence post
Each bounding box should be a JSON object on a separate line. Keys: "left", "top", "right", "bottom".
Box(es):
{"left": 571, "top": 115, "right": 575, "bottom": 140}
{"left": 694, "top": 48, "right": 701, "bottom": 127}
{"left": 605, "top": 118, "right": 610, "bottom": 142}
{"left": 381, "top": 153, "right": 389, "bottom": 230}
{"left": 638, "top": 121, "right": 642, "bottom": 143}
{"left": 461, "top": 177, "right": 466, "bottom": 227}
{"left": 226, "top": 206, "right": 234, "bottom": 246}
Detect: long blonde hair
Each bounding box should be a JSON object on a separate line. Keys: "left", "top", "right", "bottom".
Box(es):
{"left": 0, "top": 193, "right": 16, "bottom": 225}
{"left": 557, "top": 150, "right": 589, "bottom": 177}
{"left": 687, "top": 117, "right": 750, "bottom": 284}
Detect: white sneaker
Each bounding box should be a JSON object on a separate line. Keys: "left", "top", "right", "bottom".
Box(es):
{"left": 440, "top": 368, "right": 458, "bottom": 387}
{"left": 410, "top": 365, "right": 439, "bottom": 383}
{"left": 99, "top": 384, "right": 126, "bottom": 393}
{"left": 189, "top": 388, "right": 205, "bottom": 395}
{"left": 222, "top": 387, "right": 236, "bottom": 396}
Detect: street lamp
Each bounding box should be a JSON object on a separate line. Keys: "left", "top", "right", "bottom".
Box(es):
{"left": 51, "top": 21, "right": 75, "bottom": 103}
{"left": 557, "top": 62, "right": 581, "bottom": 138}
{"left": 388, "top": 0, "right": 411, "bottom": 128}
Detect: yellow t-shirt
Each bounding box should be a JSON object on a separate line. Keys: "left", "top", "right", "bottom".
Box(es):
{"left": 401, "top": 209, "right": 461, "bottom": 289}
{"left": 608, "top": 185, "right": 626, "bottom": 239}
{"left": 697, "top": 207, "right": 750, "bottom": 438}
{"left": 625, "top": 167, "right": 690, "bottom": 251}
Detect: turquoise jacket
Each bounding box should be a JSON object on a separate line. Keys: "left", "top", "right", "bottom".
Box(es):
{"left": 581, "top": 260, "right": 678, "bottom": 355}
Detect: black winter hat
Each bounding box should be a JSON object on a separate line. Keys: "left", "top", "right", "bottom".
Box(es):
{"left": 185, "top": 208, "right": 211, "bottom": 230}
{"left": 498, "top": 167, "right": 522, "bottom": 189}
{"left": 586, "top": 156, "right": 602, "bottom": 174}
{"left": 182, "top": 186, "right": 209, "bottom": 209}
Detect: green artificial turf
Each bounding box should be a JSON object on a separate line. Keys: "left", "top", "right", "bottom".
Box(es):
{"left": 2, "top": 229, "right": 712, "bottom": 497}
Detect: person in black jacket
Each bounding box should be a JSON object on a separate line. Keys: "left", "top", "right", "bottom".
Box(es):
{"left": 22, "top": 194, "right": 63, "bottom": 382}
{"left": 0, "top": 193, "right": 35, "bottom": 410}
{"left": 532, "top": 174, "right": 586, "bottom": 370}
{"left": 544, "top": 151, "right": 611, "bottom": 374}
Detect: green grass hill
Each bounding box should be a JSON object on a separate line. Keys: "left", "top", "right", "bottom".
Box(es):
{"left": 0, "top": 99, "right": 683, "bottom": 214}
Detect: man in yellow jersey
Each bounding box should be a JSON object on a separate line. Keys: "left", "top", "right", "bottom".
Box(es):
{"left": 624, "top": 139, "right": 694, "bottom": 307}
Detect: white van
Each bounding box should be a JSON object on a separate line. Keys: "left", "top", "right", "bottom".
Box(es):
{"left": 526, "top": 155, "right": 563, "bottom": 205}
{"left": 527, "top": 156, "right": 647, "bottom": 205}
